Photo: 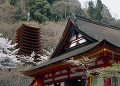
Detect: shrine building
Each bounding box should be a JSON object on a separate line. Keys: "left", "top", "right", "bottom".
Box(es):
{"left": 21, "top": 16, "right": 120, "bottom": 86}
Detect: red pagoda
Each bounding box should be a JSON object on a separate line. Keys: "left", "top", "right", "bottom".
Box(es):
{"left": 15, "top": 24, "right": 42, "bottom": 61}
{"left": 21, "top": 17, "right": 120, "bottom": 86}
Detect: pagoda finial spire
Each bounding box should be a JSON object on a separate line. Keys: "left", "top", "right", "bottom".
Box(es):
{"left": 27, "top": 11, "right": 30, "bottom": 24}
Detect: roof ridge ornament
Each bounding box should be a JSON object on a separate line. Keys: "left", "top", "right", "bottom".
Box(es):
{"left": 71, "top": 13, "right": 76, "bottom": 19}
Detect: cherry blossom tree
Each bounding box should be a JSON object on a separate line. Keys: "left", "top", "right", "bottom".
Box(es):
{"left": 0, "top": 33, "right": 53, "bottom": 70}
{"left": 66, "top": 56, "right": 97, "bottom": 86}
{"left": 0, "top": 33, "right": 19, "bottom": 70}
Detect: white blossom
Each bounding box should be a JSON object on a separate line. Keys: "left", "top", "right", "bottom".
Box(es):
{"left": 17, "top": 48, "right": 53, "bottom": 65}
{"left": 0, "top": 33, "right": 19, "bottom": 70}
{"left": 0, "top": 33, "right": 53, "bottom": 70}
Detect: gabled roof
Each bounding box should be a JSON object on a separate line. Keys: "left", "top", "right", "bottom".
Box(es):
{"left": 50, "top": 16, "right": 120, "bottom": 59}
{"left": 50, "top": 19, "right": 98, "bottom": 59}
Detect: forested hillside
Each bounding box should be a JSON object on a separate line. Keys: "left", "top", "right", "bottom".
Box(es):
{"left": 7, "top": 0, "right": 84, "bottom": 23}
{"left": 0, "top": 0, "right": 120, "bottom": 85}
{"left": 0, "top": 0, "right": 119, "bottom": 50}
{"left": 6, "top": 0, "right": 119, "bottom": 24}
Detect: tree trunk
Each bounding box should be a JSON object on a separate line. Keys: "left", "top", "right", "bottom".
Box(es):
{"left": 83, "top": 69, "right": 88, "bottom": 86}
{"left": 64, "top": 3, "right": 66, "bottom": 19}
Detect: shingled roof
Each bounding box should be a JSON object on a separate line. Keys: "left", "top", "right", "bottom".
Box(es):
{"left": 75, "top": 16, "right": 120, "bottom": 47}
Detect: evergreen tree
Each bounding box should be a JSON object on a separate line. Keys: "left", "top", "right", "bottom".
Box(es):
{"left": 87, "top": 0, "right": 103, "bottom": 21}
{"left": 94, "top": 0, "right": 103, "bottom": 21}
{"left": 96, "top": 0, "right": 103, "bottom": 12}
{"left": 28, "top": 0, "right": 51, "bottom": 23}
{"left": 94, "top": 9, "right": 103, "bottom": 21}
{"left": 87, "top": 1, "right": 95, "bottom": 19}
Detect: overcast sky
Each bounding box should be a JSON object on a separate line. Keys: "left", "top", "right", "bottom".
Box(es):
{"left": 78, "top": 0, "right": 120, "bottom": 19}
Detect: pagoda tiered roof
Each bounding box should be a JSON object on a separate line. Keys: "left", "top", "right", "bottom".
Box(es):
{"left": 15, "top": 24, "right": 42, "bottom": 56}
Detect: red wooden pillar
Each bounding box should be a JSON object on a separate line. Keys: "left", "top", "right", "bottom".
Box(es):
{"left": 51, "top": 71, "right": 55, "bottom": 86}
{"left": 65, "top": 67, "right": 72, "bottom": 86}
{"left": 35, "top": 77, "right": 44, "bottom": 86}
{"left": 104, "top": 77, "right": 111, "bottom": 86}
